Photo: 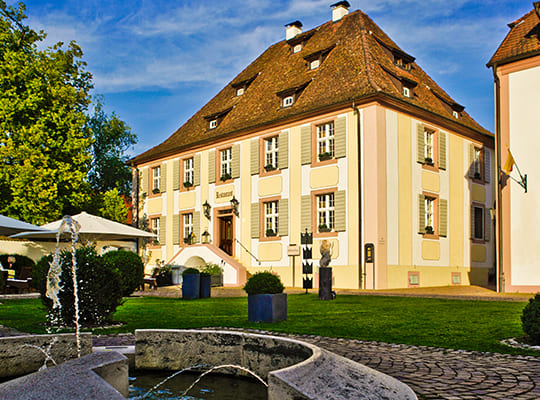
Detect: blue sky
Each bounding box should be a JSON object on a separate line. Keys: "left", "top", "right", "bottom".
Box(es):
{"left": 17, "top": 0, "right": 533, "bottom": 156}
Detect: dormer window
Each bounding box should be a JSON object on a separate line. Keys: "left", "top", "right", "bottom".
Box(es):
{"left": 403, "top": 87, "right": 410, "bottom": 97}
{"left": 293, "top": 44, "right": 303, "bottom": 53}
{"left": 310, "top": 59, "right": 320, "bottom": 70}
{"left": 231, "top": 74, "right": 257, "bottom": 98}
{"left": 277, "top": 80, "right": 311, "bottom": 109}
{"left": 283, "top": 96, "right": 294, "bottom": 107}
{"left": 204, "top": 107, "right": 233, "bottom": 131}
{"left": 236, "top": 87, "right": 245, "bottom": 96}
{"left": 453, "top": 110, "right": 459, "bottom": 119}
{"left": 304, "top": 45, "right": 335, "bottom": 71}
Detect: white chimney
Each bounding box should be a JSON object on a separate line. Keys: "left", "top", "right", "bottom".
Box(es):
{"left": 285, "top": 21, "right": 303, "bottom": 41}
{"left": 331, "top": 1, "right": 350, "bottom": 22}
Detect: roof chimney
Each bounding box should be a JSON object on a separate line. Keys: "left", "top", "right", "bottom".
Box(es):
{"left": 535, "top": 1, "right": 540, "bottom": 19}
{"left": 285, "top": 21, "right": 303, "bottom": 40}
{"left": 331, "top": 1, "right": 350, "bottom": 22}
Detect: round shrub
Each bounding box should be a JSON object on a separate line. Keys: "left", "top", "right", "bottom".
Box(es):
{"left": 182, "top": 267, "right": 200, "bottom": 276}
{"left": 39, "top": 246, "right": 123, "bottom": 328}
{"left": 522, "top": 294, "right": 540, "bottom": 344}
{"left": 243, "top": 271, "right": 284, "bottom": 295}
{"left": 102, "top": 250, "right": 144, "bottom": 297}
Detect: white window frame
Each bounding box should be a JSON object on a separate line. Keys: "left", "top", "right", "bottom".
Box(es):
{"left": 183, "top": 213, "right": 193, "bottom": 240}
{"left": 293, "top": 44, "right": 302, "bottom": 53}
{"left": 473, "top": 147, "right": 482, "bottom": 179}
{"left": 425, "top": 197, "right": 434, "bottom": 229}
{"left": 264, "top": 201, "right": 279, "bottom": 236}
{"left": 264, "top": 136, "right": 279, "bottom": 169}
{"left": 424, "top": 129, "right": 433, "bottom": 162}
{"left": 403, "top": 86, "right": 410, "bottom": 97}
{"left": 317, "top": 193, "right": 335, "bottom": 231}
{"left": 453, "top": 110, "right": 459, "bottom": 119}
{"left": 209, "top": 119, "right": 217, "bottom": 129}
{"left": 152, "top": 166, "right": 161, "bottom": 192}
{"left": 236, "top": 87, "right": 245, "bottom": 96}
{"left": 151, "top": 218, "right": 160, "bottom": 244}
{"left": 472, "top": 206, "right": 484, "bottom": 240}
{"left": 310, "top": 59, "right": 320, "bottom": 70}
{"left": 283, "top": 96, "right": 294, "bottom": 107}
{"left": 317, "top": 121, "right": 335, "bottom": 159}
{"left": 184, "top": 158, "right": 194, "bottom": 184}
{"left": 221, "top": 148, "right": 232, "bottom": 178}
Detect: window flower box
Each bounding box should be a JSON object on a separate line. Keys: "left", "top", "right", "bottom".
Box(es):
{"left": 425, "top": 225, "right": 434, "bottom": 235}
{"left": 183, "top": 181, "right": 193, "bottom": 189}
{"left": 264, "top": 164, "right": 276, "bottom": 172}
{"left": 265, "top": 229, "right": 277, "bottom": 237}
{"left": 318, "top": 152, "right": 332, "bottom": 161}
{"left": 318, "top": 224, "right": 331, "bottom": 233}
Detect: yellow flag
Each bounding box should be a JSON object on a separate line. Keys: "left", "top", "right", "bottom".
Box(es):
{"left": 503, "top": 148, "right": 515, "bottom": 174}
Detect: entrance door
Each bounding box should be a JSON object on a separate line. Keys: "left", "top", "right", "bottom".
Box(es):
{"left": 218, "top": 215, "right": 234, "bottom": 256}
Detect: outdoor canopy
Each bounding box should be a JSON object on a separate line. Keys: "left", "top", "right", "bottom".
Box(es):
{"left": 0, "top": 214, "right": 51, "bottom": 236}
{"left": 10, "top": 212, "right": 155, "bottom": 241}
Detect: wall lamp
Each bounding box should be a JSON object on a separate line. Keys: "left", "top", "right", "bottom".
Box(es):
{"left": 203, "top": 201, "right": 212, "bottom": 220}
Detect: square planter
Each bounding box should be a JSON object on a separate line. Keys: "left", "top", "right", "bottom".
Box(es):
{"left": 210, "top": 274, "right": 223, "bottom": 287}
{"left": 200, "top": 275, "right": 212, "bottom": 298}
{"left": 248, "top": 293, "right": 287, "bottom": 323}
{"left": 182, "top": 274, "right": 200, "bottom": 299}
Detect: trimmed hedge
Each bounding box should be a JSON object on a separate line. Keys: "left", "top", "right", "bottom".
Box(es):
{"left": 522, "top": 294, "right": 540, "bottom": 345}
{"left": 182, "top": 267, "right": 200, "bottom": 276}
{"left": 243, "top": 271, "right": 284, "bottom": 295}
{"left": 102, "top": 250, "right": 144, "bottom": 297}
{"left": 37, "top": 246, "right": 123, "bottom": 327}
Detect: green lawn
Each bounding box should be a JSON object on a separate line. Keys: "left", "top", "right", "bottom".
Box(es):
{"left": 0, "top": 294, "right": 536, "bottom": 356}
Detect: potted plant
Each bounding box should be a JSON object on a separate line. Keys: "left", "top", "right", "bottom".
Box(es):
{"left": 152, "top": 187, "right": 160, "bottom": 194}
{"left": 318, "top": 152, "right": 331, "bottom": 161}
{"left": 243, "top": 271, "right": 286, "bottom": 323}
{"left": 156, "top": 264, "right": 173, "bottom": 286}
{"left": 424, "top": 157, "right": 433, "bottom": 165}
{"left": 319, "top": 224, "right": 331, "bottom": 233}
{"left": 201, "top": 263, "right": 223, "bottom": 287}
{"left": 264, "top": 164, "right": 276, "bottom": 172}
{"left": 265, "top": 228, "right": 276, "bottom": 237}
{"left": 184, "top": 232, "right": 195, "bottom": 245}
{"left": 183, "top": 181, "right": 193, "bottom": 190}
{"left": 220, "top": 172, "right": 232, "bottom": 182}
{"left": 425, "top": 225, "right": 434, "bottom": 234}
{"left": 182, "top": 267, "right": 200, "bottom": 299}
{"left": 474, "top": 172, "right": 481, "bottom": 180}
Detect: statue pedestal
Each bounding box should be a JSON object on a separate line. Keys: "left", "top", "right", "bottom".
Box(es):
{"left": 318, "top": 267, "right": 333, "bottom": 300}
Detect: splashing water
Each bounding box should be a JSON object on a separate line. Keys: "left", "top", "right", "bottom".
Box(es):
{"left": 45, "top": 216, "right": 82, "bottom": 357}
{"left": 136, "top": 364, "right": 268, "bottom": 400}
{"left": 23, "top": 337, "right": 58, "bottom": 371}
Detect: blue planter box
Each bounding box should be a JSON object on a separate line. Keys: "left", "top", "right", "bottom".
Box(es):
{"left": 248, "top": 293, "right": 287, "bottom": 323}
{"left": 182, "top": 274, "right": 200, "bottom": 299}
{"left": 200, "top": 275, "right": 211, "bottom": 298}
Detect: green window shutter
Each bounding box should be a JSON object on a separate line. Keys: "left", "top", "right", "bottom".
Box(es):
{"left": 232, "top": 144, "right": 240, "bottom": 179}
{"left": 160, "top": 163, "right": 167, "bottom": 193}
{"left": 278, "top": 198, "right": 289, "bottom": 237}
{"left": 141, "top": 168, "right": 148, "bottom": 195}
{"left": 208, "top": 150, "right": 216, "bottom": 184}
{"left": 468, "top": 144, "right": 475, "bottom": 178}
{"left": 334, "top": 116, "right": 347, "bottom": 159}
{"left": 418, "top": 194, "right": 426, "bottom": 234}
{"left": 278, "top": 131, "right": 289, "bottom": 170}
{"left": 172, "top": 160, "right": 180, "bottom": 190}
{"left": 193, "top": 154, "right": 201, "bottom": 186}
{"left": 159, "top": 216, "right": 166, "bottom": 245}
{"left": 301, "top": 125, "right": 312, "bottom": 165}
{"left": 251, "top": 138, "right": 259, "bottom": 175}
{"left": 251, "top": 202, "right": 260, "bottom": 238}
{"left": 417, "top": 123, "right": 425, "bottom": 164}
{"left": 484, "top": 149, "right": 491, "bottom": 183}
{"left": 334, "top": 190, "right": 346, "bottom": 231}
{"left": 301, "top": 195, "right": 312, "bottom": 232}
{"left": 172, "top": 214, "right": 180, "bottom": 245}
{"left": 438, "top": 131, "right": 447, "bottom": 170}
{"left": 484, "top": 208, "right": 491, "bottom": 241}
{"left": 193, "top": 211, "right": 200, "bottom": 244}
{"left": 439, "top": 198, "right": 448, "bottom": 237}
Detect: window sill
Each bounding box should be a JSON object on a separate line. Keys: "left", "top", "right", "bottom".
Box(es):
{"left": 314, "top": 231, "right": 338, "bottom": 238}
{"left": 471, "top": 238, "right": 486, "bottom": 244}
{"left": 260, "top": 168, "right": 281, "bottom": 178}
{"left": 149, "top": 191, "right": 162, "bottom": 198}
{"left": 148, "top": 243, "right": 161, "bottom": 249}
{"left": 422, "top": 233, "right": 439, "bottom": 240}
{"left": 260, "top": 235, "right": 281, "bottom": 242}
{"left": 471, "top": 178, "right": 485, "bottom": 185}
{"left": 421, "top": 163, "right": 438, "bottom": 173}
{"left": 312, "top": 157, "right": 338, "bottom": 168}
{"left": 216, "top": 178, "right": 234, "bottom": 186}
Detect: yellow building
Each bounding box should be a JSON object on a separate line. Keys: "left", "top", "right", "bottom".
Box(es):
{"left": 130, "top": 2, "right": 494, "bottom": 289}
{"left": 488, "top": 2, "right": 540, "bottom": 292}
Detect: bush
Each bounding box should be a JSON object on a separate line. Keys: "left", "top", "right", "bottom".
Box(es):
{"left": 38, "top": 246, "right": 123, "bottom": 327}
{"left": 243, "top": 271, "right": 284, "bottom": 295}
{"left": 522, "top": 294, "right": 540, "bottom": 344}
{"left": 102, "top": 250, "right": 144, "bottom": 297}
{"left": 182, "top": 267, "right": 200, "bottom": 276}
{"left": 33, "top": 254, "right": 52, "bottom": 292}
{"left": 201, "top": 263, "right": 222, "bottom": 276}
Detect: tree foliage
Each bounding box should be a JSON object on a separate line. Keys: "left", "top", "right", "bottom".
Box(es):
{"left": 0, "top": 1, "right": 93, "bottom": 224}
{"left": 87, "top": 97, "right": 136, "bottom": 197}
{"left": 99, "top": 188, "right": 129, "bottom": 223}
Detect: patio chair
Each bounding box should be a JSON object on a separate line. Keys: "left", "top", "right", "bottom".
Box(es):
{"left": 142, "top": 269, "right": 158, "bottom": 290}
{"left": 5, "top": 266, "right": 33, "bottom": 294}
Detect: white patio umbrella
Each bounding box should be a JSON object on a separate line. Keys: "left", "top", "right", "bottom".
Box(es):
{"left": 0, "top": 214, "right": 52, "bottom": 236}
{"left": 10, "top": 212, "right": 155, "bottom": 241}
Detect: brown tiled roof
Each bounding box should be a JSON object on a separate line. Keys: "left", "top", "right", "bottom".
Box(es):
{"left": 488, "top": 5, "right": 540, "bottom": 66}
{"left": 132, "top": 9, "right": 491, "bottom": 165}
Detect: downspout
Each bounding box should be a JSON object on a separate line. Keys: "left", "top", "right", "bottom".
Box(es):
{"left": 492, "top": 65, "right": 503, "bottom": 293}
{"left": 353, "top": 102, "right": 364, "bottom": 289}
